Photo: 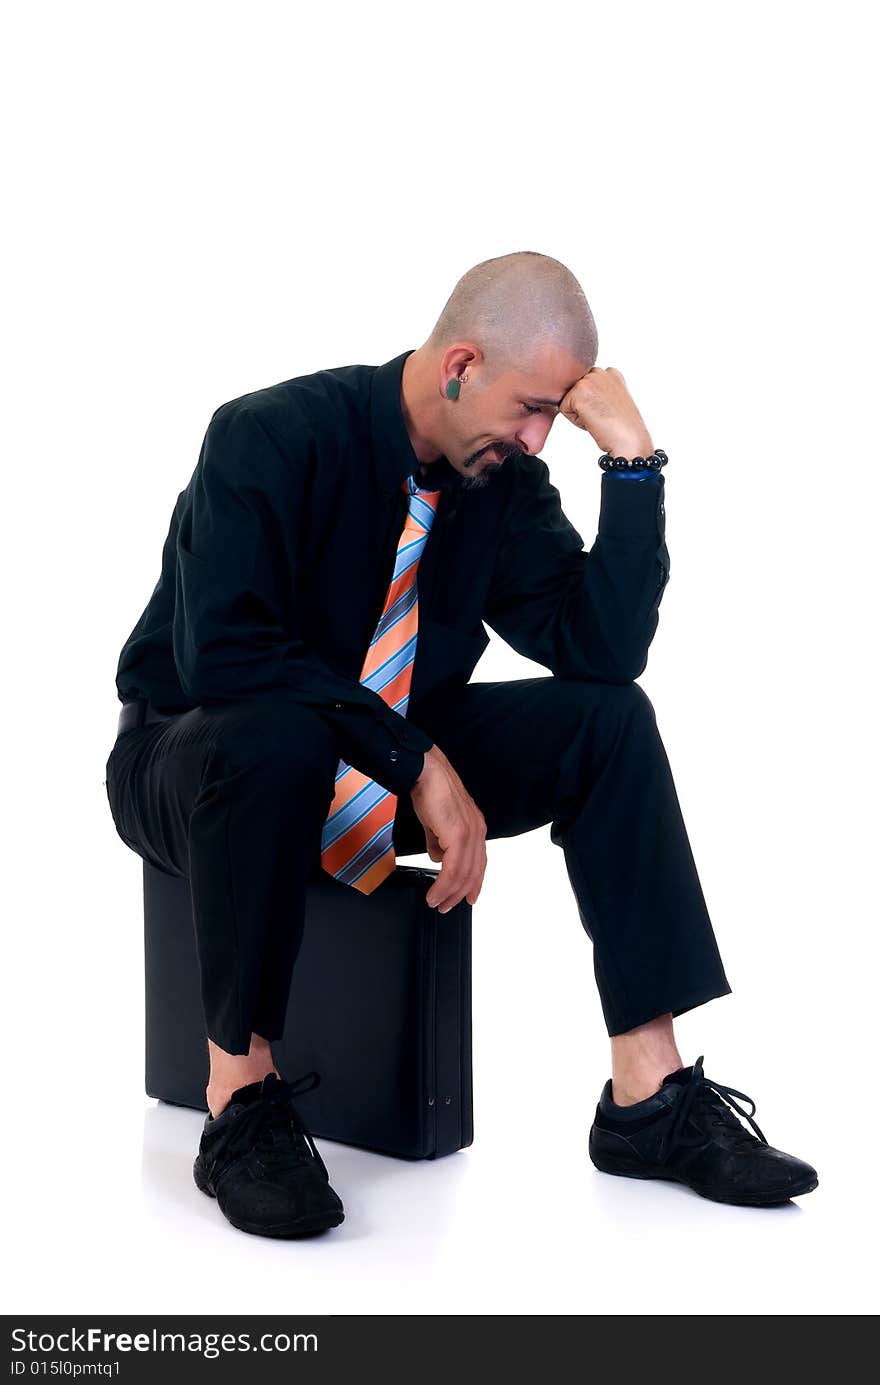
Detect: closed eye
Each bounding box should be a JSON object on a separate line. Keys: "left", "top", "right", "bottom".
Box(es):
{"left": 521, "top": 403, "right": 543, "bottom": 415}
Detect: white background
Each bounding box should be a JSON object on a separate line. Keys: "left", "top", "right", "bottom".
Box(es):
{"left": 5, "top": 0, "right": 877, "bottom": 1316}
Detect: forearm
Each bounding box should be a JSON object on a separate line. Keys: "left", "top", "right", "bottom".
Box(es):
{"left": 486, "top": 458, "right": 670, "bottom": 683}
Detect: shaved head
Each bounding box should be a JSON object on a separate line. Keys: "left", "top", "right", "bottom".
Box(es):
{"left": 424, "top": 250, "right": 598, "bottom": 380}
{"left": 401, "top": 251, "right": 598, "bottom": 493}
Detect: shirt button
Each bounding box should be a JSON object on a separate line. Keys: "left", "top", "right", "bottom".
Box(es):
{"left": 389, "top": 750, "right": 399, "bottom": 762}
{"left": 660, "top": 504, "right": 665, "bottom": 515}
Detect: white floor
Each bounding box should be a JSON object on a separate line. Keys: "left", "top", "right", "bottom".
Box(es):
{"left": 12, "top": 830, "right": 873, "bottom": 1317}
{"left": 9, "top": 1064, "right": 865, "bottom": 1316}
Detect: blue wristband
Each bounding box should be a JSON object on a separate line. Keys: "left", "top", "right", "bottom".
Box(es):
{"left": 607, "top": 467, "right": 661, "bottom": 482}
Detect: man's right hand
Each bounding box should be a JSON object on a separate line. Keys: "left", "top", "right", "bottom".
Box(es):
{"left": 410, "top": 745, "right": 487, "bottom": 913}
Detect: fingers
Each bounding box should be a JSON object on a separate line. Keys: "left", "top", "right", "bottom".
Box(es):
{"left": 413, "top": 752, "right": 487, "bottom": 914}
{"left": 460, "top": 822, "right": 486, "bottom": 908}
{"left": 464, "top": 837, "right": 487, "bottom": 907}
{"left": 425, "top": 811, "right": 487, "bottom": 914}
{"left": 425, "top": 831, "right": 469, "bottom": 912}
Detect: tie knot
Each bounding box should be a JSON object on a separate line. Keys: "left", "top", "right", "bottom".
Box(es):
{"left": 401, "top": 472, "right": 441, "bottom": 530}
{"left": 401, "top": 472, "right": 440, "bottom": 498}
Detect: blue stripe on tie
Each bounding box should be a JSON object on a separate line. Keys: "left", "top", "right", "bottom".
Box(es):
{"left": 363, "top": 635, "right": 417, "bottom": 695}
{"left": 371, "top": 585, "right": 419, "bottom": 647}
{"left": 337, "top": 820, "right": 395, "bottom": 886}
{"left": 395, "top": 535, "right": 425, "bottom": 565}
{"left": 397, "top": 534, "right": 423, "bottom": 558}
{"left": 393, "top": 542, "right": 428, "bottom": 584}
{"left": 322, "top": 778, "right": 390, "bottom": 848}
{"left": 322, "top": 774, "right": 387, "bottom": 839}
{"left": 408, "top": 495, "right": 437, "bottom": 528}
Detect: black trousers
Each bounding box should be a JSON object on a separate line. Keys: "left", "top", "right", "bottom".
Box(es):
{"left": 104, "top": 676, "right": 731, "bottom": 1055}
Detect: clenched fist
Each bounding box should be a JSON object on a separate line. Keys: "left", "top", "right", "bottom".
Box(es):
{"left": 559, "top": 366, "right": 654, "bottom": 460}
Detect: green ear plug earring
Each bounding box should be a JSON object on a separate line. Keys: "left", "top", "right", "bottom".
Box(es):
{"left": 445, "top": 379, "right": 461, "bottom": 400}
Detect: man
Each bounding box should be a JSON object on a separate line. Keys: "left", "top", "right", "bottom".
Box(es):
{"left": 105, "top": 251, "right": 817, "bottom": 1238}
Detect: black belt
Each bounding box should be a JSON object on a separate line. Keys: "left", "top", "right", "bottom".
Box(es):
{"left": 117, "top": 697, "right": 178, "bottom": 737}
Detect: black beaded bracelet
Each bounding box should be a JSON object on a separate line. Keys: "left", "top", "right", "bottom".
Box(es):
{"left": 598, "top": 448, "right": 668, "bottom": 473}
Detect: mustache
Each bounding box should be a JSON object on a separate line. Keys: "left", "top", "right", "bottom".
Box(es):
{"left": 462, "top": 444, "right": 521, "bottom": 470}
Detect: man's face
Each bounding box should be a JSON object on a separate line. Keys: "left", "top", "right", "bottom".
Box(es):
{"left": 441, "top": 343, "right": 593, "bottom": 490}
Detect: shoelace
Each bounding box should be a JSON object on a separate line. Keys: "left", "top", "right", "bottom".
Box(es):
{"left": 657, "top": 1055, "right": 769, "bottom": 1166}
{"left": 220, "top": 1070, "right": 330, "bottom": 1181}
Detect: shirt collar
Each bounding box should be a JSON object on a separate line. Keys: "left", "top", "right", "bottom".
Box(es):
{"left": 369, "top": 348, "right": 466, "bottom": 496}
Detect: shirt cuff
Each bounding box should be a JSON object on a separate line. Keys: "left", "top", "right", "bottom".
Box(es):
{"left": 381, "top": 711, "right": 433, "bottom": 794}
{"left": 598, "top": 467, "right": 665, "bottom": 539}
{"left": 331, "top": 701, "right": 434, "bottom": 797}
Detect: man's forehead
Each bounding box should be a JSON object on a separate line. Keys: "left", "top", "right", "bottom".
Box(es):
{"left": 510, "top": 349, "right": 592, "bottom": 404}
{"left": 509, "top": 375, "right": 573, "bottom": 408}
{"left": 520, "top": 389, "right": 566, "bottom": 408}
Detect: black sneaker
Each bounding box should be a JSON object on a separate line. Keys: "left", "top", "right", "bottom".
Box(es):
{"left": 588, "top": 1055, "right": 818, "bottom": 1206}
{"left": 193, "top": 1070, "right": 345, "bottom": 1237}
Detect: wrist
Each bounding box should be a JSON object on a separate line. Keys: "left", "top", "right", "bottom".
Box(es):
{"left": 606, "top": 438, "right": 654, "bottom": 461}
{"left": 412, "top": 746, "right": 438, "bottom": 789}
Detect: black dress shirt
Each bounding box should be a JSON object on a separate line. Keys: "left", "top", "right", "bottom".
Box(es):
{"left": 114, "top": 349, "right": 670, "bottom": 796}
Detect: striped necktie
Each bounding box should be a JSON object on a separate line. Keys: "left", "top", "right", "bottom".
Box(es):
{"left": 319, "top": 472, "right": 442, "bottom": 894}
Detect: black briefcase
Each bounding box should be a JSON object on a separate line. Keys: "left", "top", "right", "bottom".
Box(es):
{"left": 143, "top": 860, "right": 474, "bottom": 1159}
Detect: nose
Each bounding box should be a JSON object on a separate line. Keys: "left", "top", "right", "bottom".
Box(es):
{"left": 514, "top": 417, "right": 555, "bottom": 456}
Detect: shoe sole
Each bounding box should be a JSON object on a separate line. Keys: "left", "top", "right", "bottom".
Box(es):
{"left": 589, "top": 1151, "right": 819, "bottom": 1207}
{"left": 193, "top": 1158, "right": 345, "bottom": 1238}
